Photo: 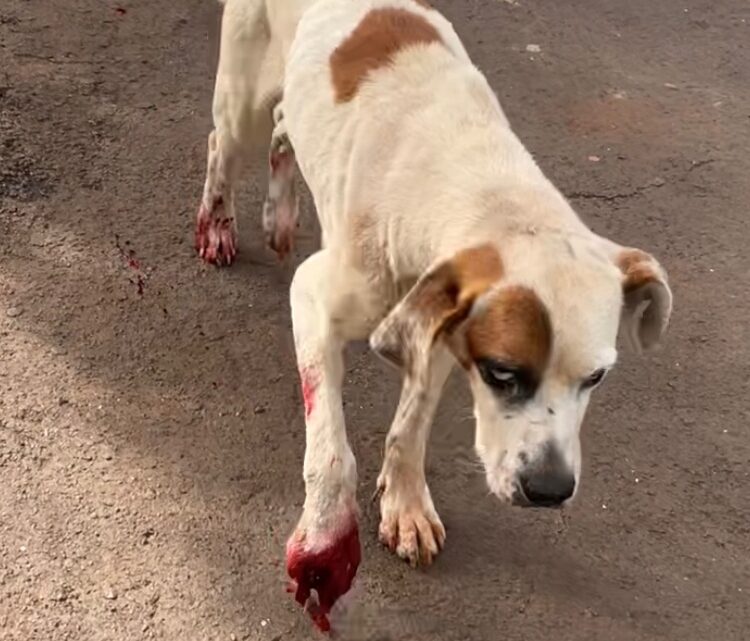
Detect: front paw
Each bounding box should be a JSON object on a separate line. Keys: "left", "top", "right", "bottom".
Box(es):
{"left": 376, "top": 469, "right": 446, "bottom": 567}
{"left": 285, "top": 505, "right": 360, "bottom": 632}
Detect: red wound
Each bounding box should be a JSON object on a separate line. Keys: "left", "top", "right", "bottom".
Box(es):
{"left": 270, "top": 150, "right": 293, "bottom": 174}
{"left": 285, "top": 520, "right": 361, "bottom": 633}
{"left": 195, "top": 202, "right": 237, "bottom": 266}
{"left": 300, "top": 368, "right": 318, "bottom": 419}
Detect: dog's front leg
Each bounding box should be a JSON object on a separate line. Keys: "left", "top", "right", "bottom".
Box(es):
{"left": 376, "top": 346, "right": 454, "bottom": 567}
{"left": 286, "top": 250, "right": 364, "bottom": 632}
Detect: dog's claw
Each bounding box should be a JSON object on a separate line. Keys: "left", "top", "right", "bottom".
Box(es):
{"left": 376, "top": 473, "right": 445, "bottom": 567}
{"left": 195, "top": 202, "right": 237, "bottom": 266}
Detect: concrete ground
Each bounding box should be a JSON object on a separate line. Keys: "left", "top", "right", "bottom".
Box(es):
{"left": 1, "top": 0, "right": 748, "bottom": 639}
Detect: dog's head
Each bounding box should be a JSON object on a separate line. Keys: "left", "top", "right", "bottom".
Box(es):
{"left": 370, "top": 238, "right": 672, "bottom": 508}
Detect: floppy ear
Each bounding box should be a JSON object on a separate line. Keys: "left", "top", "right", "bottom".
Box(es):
{"left": 369, "top": 244, "right": 502, "bottom": 381}
{"left": 615, "top": 248, "right": 673, "bottom": 352}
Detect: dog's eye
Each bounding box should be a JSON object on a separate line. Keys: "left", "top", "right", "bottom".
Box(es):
{"left": 581, "top": 368, "right": 607, "bottom": 391}
{"left": 486, "top": 367, "right": 518, "bottom": 394}
{"left": 476, "top": 359, "right": 529, "bottom": 400}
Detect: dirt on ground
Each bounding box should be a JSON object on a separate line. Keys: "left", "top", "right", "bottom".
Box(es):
{"left": 1, "top": 0, "right": 749, "bottom": 640}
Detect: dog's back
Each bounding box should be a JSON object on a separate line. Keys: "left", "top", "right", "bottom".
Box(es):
{"left": 213, "top": 0, "right": 595, "bottom": 293}
{"left": 283, "top": 1, "right": 571, "bottom": 282}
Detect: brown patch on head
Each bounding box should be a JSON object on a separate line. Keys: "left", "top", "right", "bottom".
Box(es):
{"left": 616, "top": 248, "right": 658, "bottom": 293}
{"left": 392, "top": 243, "right": 503, "bottom": 350}
{"left": 450, "top": 244, "right": 504, "bottom": 298}
{"left": 370, "top": 244, "right": 502, "bottom": 375}
{"left": 465, "top": 286, "right": 552, "bottom": 378}
{"left": 413, "top": 0, "right": 432, "bottom": 8}
{"left": 330, "top": 8, "right": 443, "bottom": 103}
{"left": 432, "top": 243, "right": 504, "bottom": 336}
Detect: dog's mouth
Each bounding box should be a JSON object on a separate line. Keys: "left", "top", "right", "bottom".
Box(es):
{"left": 510, "top": 483, "right": 533, "bottom": 507}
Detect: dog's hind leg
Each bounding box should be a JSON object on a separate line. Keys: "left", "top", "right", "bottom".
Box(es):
{"left": 196, "top": 126, "right": 244, "bottom": 266}
{"left": 196, "top": 0, "right": 282, "bottom": 265}
{"left": 262, "top": 103, "right": 299, "bottom": 259}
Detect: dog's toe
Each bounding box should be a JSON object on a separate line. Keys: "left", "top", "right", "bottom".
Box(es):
{"left": 378, "top": 483, "right": 445, "bottom": 567}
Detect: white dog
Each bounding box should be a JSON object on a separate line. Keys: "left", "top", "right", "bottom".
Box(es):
{"left": 195, "top": 0, "right": 673, "bottom": 631}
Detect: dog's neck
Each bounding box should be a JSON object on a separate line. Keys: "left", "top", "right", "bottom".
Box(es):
{"left": 422, "top": 177, "right": 595, "bottom": 278}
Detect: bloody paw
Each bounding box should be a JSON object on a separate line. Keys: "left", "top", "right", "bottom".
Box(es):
{"left": 195, "top": 199, "right": 237, "bottom": 266}
{"left": 262, "top": 137, "right": 299, "bottom": 261}
{"left": 285, "top": 519, "right": 361, "bottom": 632}
{"left": 262, "top": 196, "right": 297, "bottom": 260}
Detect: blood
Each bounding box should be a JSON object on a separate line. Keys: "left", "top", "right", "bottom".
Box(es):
{"left": 270, "top": 150, "right": 288, "bottom": 173}
{"left": 300, "top": 368, "right": 318, "bottom": 419}
{"left": 285, "top": 520, "right": 361, "bottom": 633}
{"left": 195, "top": 201, "right": 237, "bottom": 266}
{"left": 194, "top": 214, "right": 209, "bottom": 252}
{"left": 114, "top": 234, "right": 147, "bottom": 296}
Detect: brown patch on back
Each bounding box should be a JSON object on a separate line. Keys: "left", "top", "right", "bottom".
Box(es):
{"left": 465, "top": 286, "right": 552, "bottom": 377}
{"left": 617, "top": 248, "right": 658, "bottom": 294}
{"left": 330, "top": 8, "right": 443, "bottom": 103}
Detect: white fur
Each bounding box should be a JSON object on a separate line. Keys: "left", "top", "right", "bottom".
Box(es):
{"left": 207, "top": 0, "right": 672, "bottom": 564}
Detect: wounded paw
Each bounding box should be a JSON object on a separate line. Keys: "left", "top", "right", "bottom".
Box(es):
{"left": 262, "top": 135, "right": 299, "bottom": 260}
{"left": 286, "top": 517, "right": 361, "bottom": 632}
{"left": 262, "top": 193, "right": 298, "bottom": 260}
{"left": 377, "top": 473, "right": 446, "bottom": 567}
{"left": 195, "top": 198, "right": 237, "bottom": 266}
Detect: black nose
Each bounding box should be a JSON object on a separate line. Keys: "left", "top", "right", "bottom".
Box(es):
{"left": 518, "top": 447, "right": 575, "bottom": 507}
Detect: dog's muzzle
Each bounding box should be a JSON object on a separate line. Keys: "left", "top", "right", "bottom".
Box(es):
{"left": 512, "top": 445, "right": 575, "bottom": 508}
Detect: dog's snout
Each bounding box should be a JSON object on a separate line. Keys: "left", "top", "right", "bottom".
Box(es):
{"left": 517, "top": 446, "right": 575, "bottom": 508}
{"left": 518, "top": 468, "right": 575, "bottom": 507}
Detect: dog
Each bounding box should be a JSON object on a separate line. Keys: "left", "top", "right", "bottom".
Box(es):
{"left": 195, "top": 0, "right": 673, "bottom": 631}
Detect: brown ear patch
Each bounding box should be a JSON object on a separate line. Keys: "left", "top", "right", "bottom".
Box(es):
{"left": 465, "top": 286, "right": 552, "bottom": 377}
{"left": 614, "top": 247, "right": 672, "bottom": 351}
{"left": 330, "top": 8, "right": 443, "bottom": 103}
{"left": 397, "top": 244, "right": 503, "bottom": 342}
{"left": 370, "top": 244, "right": 502, "bottom": 376}
{"left": 450, "top": 244, "right": 504, "bottom": 300}
{"left": 617, "top": 249, "right": 659, "bottom": 294}
{"left": 433, "top": 243, "right": 504, "bottom": 336}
